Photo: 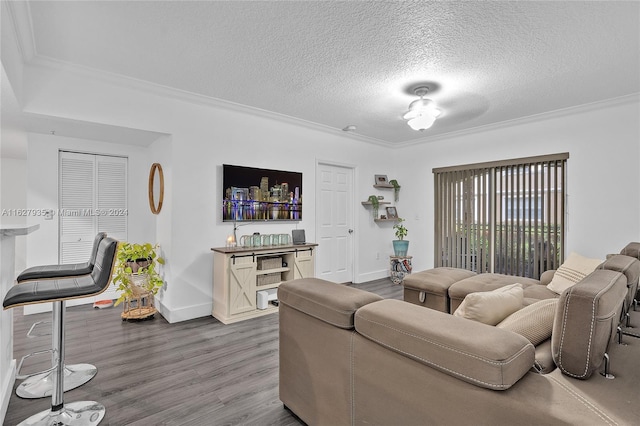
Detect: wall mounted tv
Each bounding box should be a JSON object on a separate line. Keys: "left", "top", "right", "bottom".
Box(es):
{"left": 222, "top": 164, "right": 302, "bottom": 222}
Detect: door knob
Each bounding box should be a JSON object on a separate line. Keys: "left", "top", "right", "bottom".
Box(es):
{"left": 348, "top": 229, "right": 354, "bottom": 234}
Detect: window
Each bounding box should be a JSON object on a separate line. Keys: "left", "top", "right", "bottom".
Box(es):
{"left": 433, "top": 153, "right": 568, "bottom": 278}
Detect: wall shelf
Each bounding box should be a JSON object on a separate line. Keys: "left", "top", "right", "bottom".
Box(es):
{"left": 361, "top": 201, "right": 391, "bottom": 206}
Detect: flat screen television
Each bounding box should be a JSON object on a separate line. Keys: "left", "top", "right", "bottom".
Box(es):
{"left": 222, "top": 164, "right": 302, "bottom": 222}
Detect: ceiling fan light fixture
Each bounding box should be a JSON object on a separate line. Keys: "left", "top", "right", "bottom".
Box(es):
{"left": 404, "top": 86, "right": 441, "bottom": 131}
{"left": 407, "top": 114, "right": 438, "bottom": 131}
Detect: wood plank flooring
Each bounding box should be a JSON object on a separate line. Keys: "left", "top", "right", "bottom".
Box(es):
{"left": 4, "top": 279, "right": 403, "bottom": 425}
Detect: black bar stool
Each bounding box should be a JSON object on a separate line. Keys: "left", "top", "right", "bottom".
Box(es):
{"left": 14, "top": 233, "right": 107, "bottom": 399}
{"left": 16, "top": 233, "right": 107, "bottom": 283}
{"left": 4, "top": 236, "right": 118, "bottom": 426}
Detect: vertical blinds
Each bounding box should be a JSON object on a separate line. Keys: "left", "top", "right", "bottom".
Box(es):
{"left": 434, "top": 153, "right": 568, "bottom": 278}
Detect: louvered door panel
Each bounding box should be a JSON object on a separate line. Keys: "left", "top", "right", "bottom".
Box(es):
{"left": 59, "top": 153, "right": 96, "bottom": 263}
{"left": 97, "top": 158, "right": 128, "bottom": 241}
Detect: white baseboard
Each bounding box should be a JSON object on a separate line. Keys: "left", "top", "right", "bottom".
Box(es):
{"left": 21, "top": 291, "right": 211, "bottom": 324}
{"left": 1, "top": 360, "right": 16, "bottom": 425}
{"left": 355, "top": 269, "right": 389, "bottom": 283}
{"left": 23, "top": 288, "right": 119, "bottom": 315}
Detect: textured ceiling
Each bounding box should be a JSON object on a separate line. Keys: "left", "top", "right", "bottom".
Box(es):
{"left": 10, "top": 1, "right": 640, "bottom": 145}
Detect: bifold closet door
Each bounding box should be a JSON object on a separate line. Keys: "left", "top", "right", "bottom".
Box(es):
{"left": 59, "top": 151, "right": 128, "bottom": 265}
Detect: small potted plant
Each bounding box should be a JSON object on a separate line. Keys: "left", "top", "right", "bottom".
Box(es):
{"left": 367, "top": 195, "right": 380, "bottom": 219}
{"left": 389, "top": 179, "right": 401, "bottom": 202}
{"left": 392, "top": 218, "right": 409, "bottom": 256}
{"left": 112, "top": 242, "right": 165, "bottom": 320}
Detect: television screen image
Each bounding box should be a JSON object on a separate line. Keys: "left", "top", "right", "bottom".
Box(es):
{"left": 222, "top": 164, "right": 302, "bottom": 222}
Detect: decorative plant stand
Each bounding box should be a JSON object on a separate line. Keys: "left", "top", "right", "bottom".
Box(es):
{"left": 121, "top": 273, "right": 157, "bottom": 321}
{"left": 389, "top": 255, "right": 412, "bottom": 285}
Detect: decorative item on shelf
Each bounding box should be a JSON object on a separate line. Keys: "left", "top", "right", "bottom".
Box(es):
{"left": 112, "top": 242, "right": 165, "bottom": 321}
{"left": 374, "top": 174, "right": 389, "bottom": 186}
{"left": 389, "top": 179, "right": 401, "bottom": 201}
{"left": 392, "top": 218, "right": 409, "bottom": 256}
{"left": 386, "top": 206, "right": 399, "bottom": 219}
{"left": 367, "top": 195, "right": 380, "bottom": 219}
{"left": 226, "top": 235, "right": 236, "bottom": 248}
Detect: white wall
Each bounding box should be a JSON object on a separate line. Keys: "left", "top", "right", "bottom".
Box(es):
{"left": 26, "top": 133, "right": 157, "bottom": 266}
{"left": 0, "top": 158, "right": 27, "bottom": 272}
{"left": 19, "top": 63, "right": 396, "bottom": 322}
{"left": 146, "top": 134, "right": 173, "bottom": 316}
{"left": 23, "top": 133, "right": 157, "bottom": 313}
{"left": 396, "top": 96, "right": 640, "bottom": 272}
{"left": 11, "top": 60, "right": 640, "bottom": 323}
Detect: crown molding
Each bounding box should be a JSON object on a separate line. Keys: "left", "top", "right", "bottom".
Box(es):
{"left": 4, "top": 0, "right": 36, "bottom": 62}
{"left": 20, "top": 52, "right": 640, "bottom": 151}
{"left": 6, "top": 2, "right": 638, "bottom": 151}
{"left": 6, "top": 0, "right": 392, "bottom": 148}
{"left": 25, "top": 54, "right": 394, "bottom": 148}
{"left": 396, "top": 93, "right": 640, "bottom": 148}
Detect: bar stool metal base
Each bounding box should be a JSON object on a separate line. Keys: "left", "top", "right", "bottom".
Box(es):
{"left": 17, "top": 363, "right": 98, "bottom": 399}
{"left": 18, "top": 401, "right": 105, "bottom": 426}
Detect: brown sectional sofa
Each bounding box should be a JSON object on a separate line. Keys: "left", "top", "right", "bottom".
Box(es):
{"left": 278, "top": 269, "right": 640, "bottom": 425}
{"left": 404, "top": 243, "right": 640, "bottom": 319}
{"left": 404, "top": 268, "right": 558, "bottom": 314}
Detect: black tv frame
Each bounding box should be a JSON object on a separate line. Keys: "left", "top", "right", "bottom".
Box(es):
{"left": 222, "top": 164, "right": 302, "bottom": 222}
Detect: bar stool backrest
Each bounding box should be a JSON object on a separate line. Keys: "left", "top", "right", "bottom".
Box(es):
{"left": 91, "top": 237, "right": 119, "bottom": 291}
{"left": 88, "top": 232, "right": 108, "bottom": 267}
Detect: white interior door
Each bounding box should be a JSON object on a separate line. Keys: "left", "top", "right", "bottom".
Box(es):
{"left": 316, "top": 162, "right": 354, "bottom": 283}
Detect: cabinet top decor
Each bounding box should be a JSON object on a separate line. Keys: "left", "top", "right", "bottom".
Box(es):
{"left": 211, "top": 242, "right": 318, "bottom": 254}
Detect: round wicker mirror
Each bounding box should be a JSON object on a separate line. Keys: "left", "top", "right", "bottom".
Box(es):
{"left": 148, "top": 163, "right": 164, "bottom": 214}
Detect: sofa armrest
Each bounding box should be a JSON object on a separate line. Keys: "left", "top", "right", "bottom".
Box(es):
{"left": 278, "top": 278, "right": 382, "bottom": 329}
{"left": 552, "top": 270, "right": 627, "bottom": 379}
{"left": 354, "top": 299, "right": 535, "bottom": 390}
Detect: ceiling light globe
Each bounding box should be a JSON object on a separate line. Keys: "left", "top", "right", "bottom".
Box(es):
{"left": 407, "top": 113, "right": 437, "bottom": 131}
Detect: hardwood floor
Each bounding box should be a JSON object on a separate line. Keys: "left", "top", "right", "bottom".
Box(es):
{"left": 4, "top": 279, "right": 403, "bottom": 425}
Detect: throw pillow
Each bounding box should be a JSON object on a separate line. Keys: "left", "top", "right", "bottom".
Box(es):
{"left": 453, "top": 283, "right": 524, "bottom": 325}
{"left": 497, "top": 298, "right": 558, "bottom": 346}
{"left": 546, "top": 252, "right": 602, "bottom": 294}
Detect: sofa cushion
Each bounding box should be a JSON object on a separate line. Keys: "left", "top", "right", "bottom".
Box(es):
{"left": 620, "top": 242, "right": 640, "bottom": 259}
{"left": 403, "top": 267, "right": 477, "bottom": 312}
{"left": 497, "top": 298, "right": 558, "bottom": 345}
{"left": 552, "top": 270, "right": 627, "bottom": 379}
{"left": 532, "top": 339, "right": 555, "bottom": 374}
{"left": 547, "top": 252, "right": 602, "bottom": 294}
{"left": 355, "top": 299, "right": 535, "bottom": 390}
{"left": 403, "top": 267, "right": 477, "bottom": 292}
{"left": 278, "top": 278, "right": 382, "bottom": 329}
{"left": 448, "top": 273, "right": 547, "bottom": 313}
{"left": 453, "top": 283, "right": 524, "bottom": 325}
{"left": 600, "top": 254, "right": 640, "bottom": 314}
{"left": 600, "top": 254, "right": 640, "bottom": 284}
